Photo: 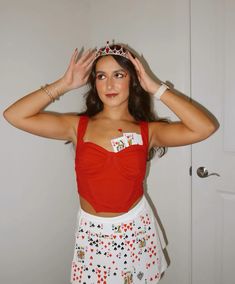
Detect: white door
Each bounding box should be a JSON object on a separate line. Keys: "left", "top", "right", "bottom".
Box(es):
{"left": 191, "top": 0, "right": 235, "bottom": 283}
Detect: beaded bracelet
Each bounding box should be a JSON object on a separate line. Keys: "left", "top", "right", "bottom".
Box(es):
{"left": 153, "top": 83, "right": 169, "bottom": 100}
{"left": 40, "top": 84, "right": 59, "bottom": 103}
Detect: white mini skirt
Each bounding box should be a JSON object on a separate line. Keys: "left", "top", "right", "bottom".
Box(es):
{"left": 70, "top": 194, "right": 168, "bottom": 284}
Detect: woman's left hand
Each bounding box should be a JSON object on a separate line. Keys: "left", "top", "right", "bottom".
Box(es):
{"left": 127, "top": 51, "right": 160, "bottom": 94}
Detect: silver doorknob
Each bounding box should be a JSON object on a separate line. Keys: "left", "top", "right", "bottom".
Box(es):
{"left": 197, "top": 166, "right": 220, "bottom": 178}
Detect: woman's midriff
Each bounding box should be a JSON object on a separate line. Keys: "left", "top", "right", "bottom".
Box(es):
{"left": 79, "top": 195, "right": 143, "bottom": 217}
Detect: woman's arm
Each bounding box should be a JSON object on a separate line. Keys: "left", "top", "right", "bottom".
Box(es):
{"left": 149, "top": 84, "right": 218, "bottom": 147}
{"left": 3, "top": 48, "right": 96, "bottom": 141}
{"left": 127, "top": 51, "right": 218, "bottom": 147}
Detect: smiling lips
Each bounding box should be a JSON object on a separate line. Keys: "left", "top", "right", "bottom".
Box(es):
{"left": 105, "top": 93, "right": 119, "bottom": 98}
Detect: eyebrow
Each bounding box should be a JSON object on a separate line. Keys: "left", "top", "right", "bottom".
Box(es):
{"left": 95, "top": 69, "right": 127, "bottom": 74}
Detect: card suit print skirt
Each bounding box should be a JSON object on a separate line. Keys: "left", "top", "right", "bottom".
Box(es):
{"left": 70, "top": 194, "right": 168, "bottom": 283}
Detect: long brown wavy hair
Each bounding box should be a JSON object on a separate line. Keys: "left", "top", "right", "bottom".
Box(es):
{"left": 66, "top": 45, "right": 168, "bottom": 160}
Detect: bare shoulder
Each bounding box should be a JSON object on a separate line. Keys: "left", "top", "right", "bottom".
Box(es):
{"left": 148, "top": 121, "right": 168, "bottom": 148}
{"left": 66, "top": 113, "right": 80, "bottom": 129}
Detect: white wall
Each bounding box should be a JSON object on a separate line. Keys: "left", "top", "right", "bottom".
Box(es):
{"left": 1, "top": 1, "right": 191, "bottom": 283}
{"left": 0, "top": 1, "right": 90, "bottom": 284}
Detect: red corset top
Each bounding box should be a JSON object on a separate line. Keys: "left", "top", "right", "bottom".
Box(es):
{"left": 74, "top": 115, "right": 149, "bottom": 213}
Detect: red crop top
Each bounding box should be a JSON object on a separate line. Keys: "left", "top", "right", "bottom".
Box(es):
{"left": 74, "top": 115, "right": 149, "bottom": 213}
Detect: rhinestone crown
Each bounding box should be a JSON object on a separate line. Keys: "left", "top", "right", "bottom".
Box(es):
{"left": 95, "top": 41, "right": 129, "bottom": 60}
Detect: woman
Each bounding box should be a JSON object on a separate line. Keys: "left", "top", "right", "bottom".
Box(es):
{"left": 3, "top": 42, "right": 217, "bottom": 283}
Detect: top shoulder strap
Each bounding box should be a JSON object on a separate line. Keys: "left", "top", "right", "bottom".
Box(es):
{"left": 77, "top": 115, "right": 89, "bottom": 143}
{"left": 140, "top": 121, "right": 149, "bottom": 147}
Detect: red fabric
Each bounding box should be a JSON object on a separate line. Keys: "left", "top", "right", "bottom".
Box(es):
{"left": 75, "top": 115, "right": 149, "bottom": 213}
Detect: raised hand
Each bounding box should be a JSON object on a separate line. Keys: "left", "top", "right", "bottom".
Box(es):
{"left": 127, "top": 51, "right": 160, "bottom": 94}
{"left": 62, "top": 48, "right": 96, "bottom": 91}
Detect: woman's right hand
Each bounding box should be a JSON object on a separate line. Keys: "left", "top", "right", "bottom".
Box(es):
{"left": 61, "top": 48, "right": 96, "bottom": 91}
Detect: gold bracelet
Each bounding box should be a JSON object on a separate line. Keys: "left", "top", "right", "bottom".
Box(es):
{"left": 41, "top": 84, "right": 59, "bottom": 103}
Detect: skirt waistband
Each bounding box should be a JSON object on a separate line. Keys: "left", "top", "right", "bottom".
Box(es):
{"left": 78, "top": 194, "right": 146, "bottom": 224}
